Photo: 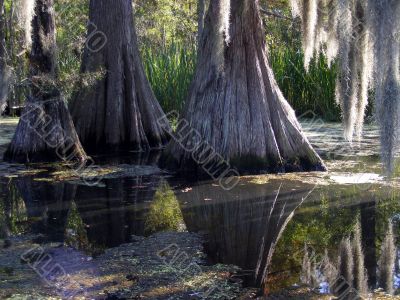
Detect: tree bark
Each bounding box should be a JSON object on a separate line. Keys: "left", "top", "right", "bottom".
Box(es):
{"left": 166, "top": 0, "right": 326, "bottom": 174}
{"left": 0, "top": 0, "right": 11, "bottom": 114}
{"left": 69, "top": 0, "right": 171, "bottom": 153}
{"left": 197, "top": 0, "right": 206, "bottom": 47}
{"left": 4, "top": 0, "right": 87, "bottom": 163}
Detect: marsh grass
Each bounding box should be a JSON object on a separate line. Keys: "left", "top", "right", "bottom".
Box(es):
{"left": 142, "top": 43, "right": 196, "bottom": 114}
{"left": 142, "top": 41, "right": 373, "bottom": 122}
{"left": 269, "top": 46, "right": 341, "bottom": 121}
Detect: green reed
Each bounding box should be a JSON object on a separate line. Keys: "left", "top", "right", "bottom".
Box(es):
{"left": 142, "top": 43, "right": 197, "bottom": 114}
{"left": 142, "top": 41, "right": 350, "bottom": 121}
{"left": 268, "top": 46, "right": 341, "bottom": 121}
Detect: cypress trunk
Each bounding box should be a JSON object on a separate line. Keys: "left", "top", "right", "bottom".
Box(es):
{"left": 166, "top": 0, "right": 326, "bottom": 174}
{"left": 69, "top": 0, "right": 171, "bottom": 153}
{"left": 4, "top": 0, "right": 87, "bottom": 163}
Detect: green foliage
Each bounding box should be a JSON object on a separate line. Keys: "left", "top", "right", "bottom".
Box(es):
{"left": 269, "top": 46, "right": 341, "bottom": 121}
{"left": 135, "top": 0, "right": 197, "bottom": 48}
{"left": 142, "top": 43, "right": 196, "bottom": 113}
{"left": 142, "top": 39, "right": 341, "bottom": 121}
{"left": 145, "top": 182, "right": 184, "bottom": 235}
{"left": 1, "top": 0, "right": 367, "bottom": 122}
{"left": 64, "top": 201, "right": 105, "bottom": 255}
{"left": 54, "top": 0, "right": 89, "bottom": 100}
{"left": 0, "top": 184, "right": 27, "bottom": 236}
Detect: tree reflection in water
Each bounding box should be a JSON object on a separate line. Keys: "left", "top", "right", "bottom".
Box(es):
{"left": 176, "top": 179, "right": 314, "bottom": 293}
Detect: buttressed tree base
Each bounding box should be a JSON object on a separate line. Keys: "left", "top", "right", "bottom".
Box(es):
{"left": 166, "top": 0, "right": 326, "bottom": 174}
{"left": 69, "top": 0, "right": 171, "bottom": 153}
{"left": 4, "top": 0, "right": 87, "bottom": 163}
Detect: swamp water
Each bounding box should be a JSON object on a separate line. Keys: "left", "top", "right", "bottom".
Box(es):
{"left": 0, "top": 118, "right": 399, "bottom": 299}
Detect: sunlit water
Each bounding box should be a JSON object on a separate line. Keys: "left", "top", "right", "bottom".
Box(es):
{"left": 0, "top": 118, "right": 399, "bottom": 298}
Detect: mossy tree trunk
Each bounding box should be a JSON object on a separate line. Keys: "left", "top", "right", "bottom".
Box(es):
{"left": 4, "top": 0, "right": 87, "bottom": 163}
{"left": 69, "top": 0, "right": 171, "bottom": 153}
{"left": 167, "top": 0, "right": 326, "bottom": 174}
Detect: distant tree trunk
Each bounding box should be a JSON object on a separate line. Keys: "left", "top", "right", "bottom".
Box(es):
{"left": 166, "top": 0, "right": 325, "bottom": 174}
{"left": 4, "top": 0, "right": 87, "bottom": 163}
{"left": 69, "top": 0, "right": 171, "bottom": 153}
{"left": 0, "top": 0, "right": 11, "bottom": 114}
{"left": 197, "top": 0, "right": 206, "bottom": 47}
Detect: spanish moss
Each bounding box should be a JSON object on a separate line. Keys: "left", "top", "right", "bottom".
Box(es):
{"left": 290, "top": 0, "right": 400, "bottom": 171}
{"left": 378, "top": 221, "right": 396, "bottom": 295}
{"left": 325, "top": 0, "right": 339, "bottom": 66}
{"left": 301, "top": 0, "right": 318, "bottom": 71}
{"left": 290, "top": 0, "right": 302, "bottom": 17}
{"left": 16, "top": 0, "right": 35, "bottom": 48}
{"left": 314, "top": 0, "right": 327, "bottom": 58}
{"left": 368, "top": 0, "right": 400, "bottom": 172}
{"left": 209, "top": 0, "right": 231, "bottom": 73}
{"left": 352, "top": 220, "right": 368, "bottom": 295}
{"left": 0, "top": 65, "right": 11, "bottom": 113}
{"left": 337, "top": 237, "right": 354, "bottom": 287}
{"left": 320, "top": 249, "right": 338, "bottom": 289}
{"left": 300, "top": 244, "right": 312, "bottom": 285}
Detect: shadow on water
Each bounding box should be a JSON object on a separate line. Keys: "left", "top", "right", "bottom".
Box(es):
{"left": 0, "top": 172, "right": 167, "bottom": 254}
{"left": 2, "top": 118, "right": 400, "bottom": 297}
{"left": 73, "top": 176, "right": 162, "bottom": 249}
{"left": 15, "top": 177, "right": 75, "bottom": 244}
{"left": 0, "top": 172, "right": 400, "bottom": 297}
{"left": 176, "top": 179, "right": 316, "bottom": 295}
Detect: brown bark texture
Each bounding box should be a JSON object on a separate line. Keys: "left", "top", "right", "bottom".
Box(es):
{"left": 166, "top": 0, "right": 326, "bottom": 174}
{"left": 69, "top": 0, "right": 171, "bottom": 153}
{"left": 4, "top": 0, "right": 87, "bottom": 163}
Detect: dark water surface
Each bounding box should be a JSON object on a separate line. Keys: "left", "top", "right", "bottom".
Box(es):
{"left": 0, "top": 119, "right": 399, "bottom": 298}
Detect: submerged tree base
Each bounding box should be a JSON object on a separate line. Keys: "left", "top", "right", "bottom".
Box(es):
{"left": 162, "top": 152, "right": 326, "bottom": 180}
{"left": 4, "top": 98, "right": 87, "bottom": 164}
{"left": 165, "top": 0, "right": 326, "bottom": 175}
{"left": 69, "top": 0, "right": 171, "bottom": 153}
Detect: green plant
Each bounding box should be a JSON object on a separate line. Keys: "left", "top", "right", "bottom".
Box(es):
{"left": 269, "top": 45, "right": 341, "bottom": 121}
{"left": 142, "top": 42, "right": 196, "bottom": 113}
{"left": 144, "top": 182, "right": 184, "bottom": 235}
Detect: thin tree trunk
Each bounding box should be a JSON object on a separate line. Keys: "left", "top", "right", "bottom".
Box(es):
{"left": 166, "top": 0, "right": 326, "bottom": 174}
{"left": 69, "top": 0, "right": 171, "bottom": 153}
{"left": 0, "top": 0, "right": 11, "bottom": 114}
{"left": 197, "top": 0, "right": 206, "bottom": 47}
{"left": 4, "top": 0, "right": 87, "bottom": 163}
